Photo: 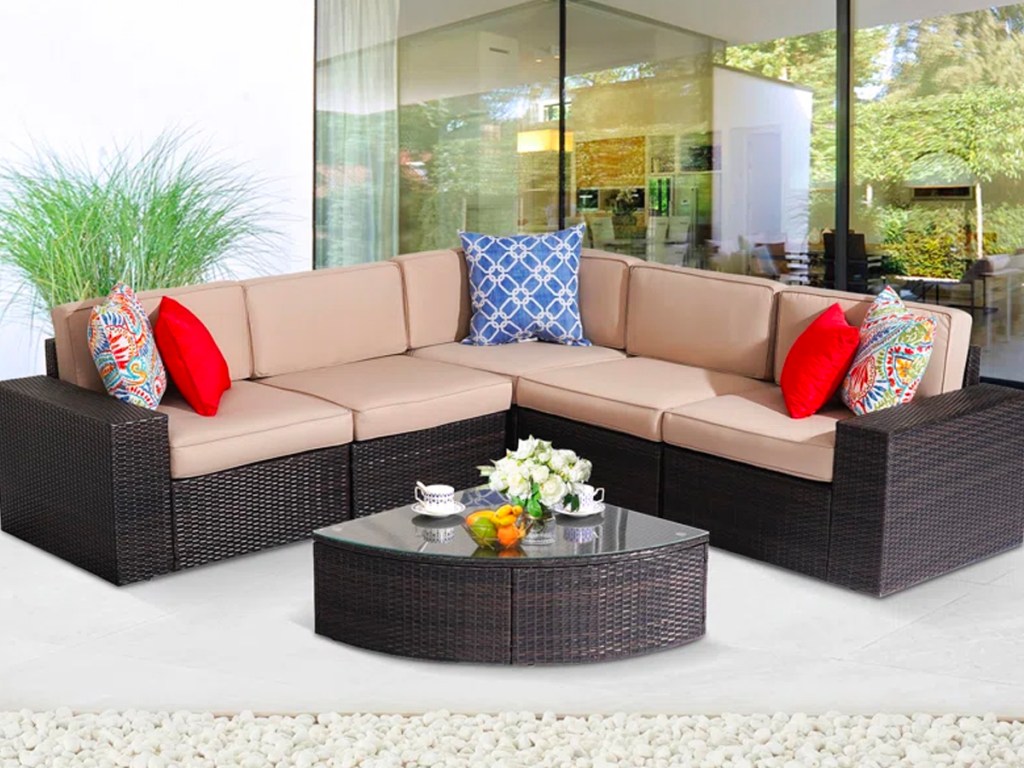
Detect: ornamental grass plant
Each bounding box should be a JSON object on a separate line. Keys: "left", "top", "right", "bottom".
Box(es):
{"left": 0, "top": 132, "right": 276, "bottom": 320}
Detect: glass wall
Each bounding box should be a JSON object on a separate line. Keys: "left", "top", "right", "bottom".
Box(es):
{"left": 715, "top": 15, "right": 837, "bottom": 284}
{"left": 852, "top": 2, "right": 1024, "bottom": 381}
{"left": 397, "top": 2, "right": 561, "bottom": 253}
{"left": 316, "top": 0, "right": 1024, "bottom": 381}
{"left": 563, "top": 1, "right": 835, "bottom": 284}
{"left": 563, "top": 2, "right": 719, "bottom": 266}
{"left": 315, "top": 0, "right": 399, "bottom": 266}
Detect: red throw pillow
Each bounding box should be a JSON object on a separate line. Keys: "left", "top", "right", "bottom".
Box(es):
{"left": 154, "top": 296, "right": 231, "bottom": 416}
{"left": 780, "top": 303, "right": 860, "bottom": 419}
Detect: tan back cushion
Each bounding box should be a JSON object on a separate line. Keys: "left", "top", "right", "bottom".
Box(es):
{"left": 626, "top": 263, "right": 780, "bottom": 379}
{"left": 393, "top": 249, "right": 471, "bottom": 349}
{"left": 774, "top": 287, "right": 972, "bottom": 398}
{"left": 51, "top": 282, "right": 252, "bottom": 392}
{"left": 579, "top": 249, "right": 641, "bottom": 349}
{"left": 244, "top": 262, "right": 407, "bottom": 378}
{"left": 394, "top": 247, "right": 640, "bottom": 351}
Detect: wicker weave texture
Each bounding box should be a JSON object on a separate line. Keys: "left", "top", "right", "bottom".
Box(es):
{"left": 830, "top": 384, "right": 1024, "bottom": 595}
{"left": 44, "top": 338, "right": 58, "bottom": 379}
{"left": 511, "top": 543, "right": 707, "bottom": 664}
{"left": 516, "top": 409, "right": 663, "bottom": 517}
{"left": 0, "top": 376, "right": 173, "bottom": 584}
{"left": 173, "top": 445, "right": 351, "bottom": 569}
{"left": 314, "top": 538, "right": 707, "bottom": 664}
{"left": 314, "top": 542, "right": 513, "bottom": 663}
{"left": 351, "top": 413, "right": 506, "bottom": 517}
{"left": 964, "top": 345, "right": 982, "bottom": 387}
{"left": 663, "top": 447, "right": 832, "bottom": 579}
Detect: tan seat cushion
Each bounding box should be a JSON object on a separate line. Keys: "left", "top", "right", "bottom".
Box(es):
{"left": 773, "top": 286, "right": 973, "bottom": 398}
{"left": 243, "top": 262, "right": 407, "bottom": 378}
{"left": 392, "top": 248, "right": 641, "bottom": 351}
{"left": 52, "top": 282, "right": 252, "bottom": 392}
{"left": 158, "top": 380, "right": 353, "bottom": 479}
{"left": 409, "top": 341, "right": 626, "bottom": 393}
{"left": 662, "top": 387, "right": 852, "bottom": 482}
{"left": 516, "top": 357, "right": 773, "bottom": 441}
{"left": 260, "top": 355, "right": 512, "bottom": 441}
{"left": 626, "top": 263, "right": 780, "bottom": 379}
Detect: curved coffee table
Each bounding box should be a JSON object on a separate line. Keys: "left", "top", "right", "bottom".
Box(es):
{"left": 313, "top": 488, "right": 708, "bottom": 664}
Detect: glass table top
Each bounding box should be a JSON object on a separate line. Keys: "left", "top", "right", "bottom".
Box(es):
{"left": 314, "top": 487, "right": 708, "bottom": 562}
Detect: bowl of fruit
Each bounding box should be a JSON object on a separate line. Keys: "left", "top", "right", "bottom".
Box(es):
{"left": 464, "top": 504, "right": 529, "bottom": 551}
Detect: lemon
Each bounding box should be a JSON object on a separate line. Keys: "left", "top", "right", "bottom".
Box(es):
{"left": 469, "top": 517, "right": 497, "bottom": 541}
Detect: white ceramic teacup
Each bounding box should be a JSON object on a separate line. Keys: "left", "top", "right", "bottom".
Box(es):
{"left": 415, "top": 482, "right": 456, "bottom": 512}
{"left": 574, "top": 483, "right": 605, "bottom": 511}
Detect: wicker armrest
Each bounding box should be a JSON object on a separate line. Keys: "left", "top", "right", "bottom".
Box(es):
{"left": 0, "top": 376, "right": 173, "bottom": 584}
{"left": 829, "top": 384, "right": 1024, "bottom": 595}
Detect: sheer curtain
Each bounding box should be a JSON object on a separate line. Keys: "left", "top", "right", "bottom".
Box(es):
{"left": 315, "top": 0, "right": 399, "bottom": 266}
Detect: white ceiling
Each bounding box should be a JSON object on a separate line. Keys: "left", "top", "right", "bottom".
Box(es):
{"left": 398, "top": 0, "right": 1021, "bottom": 44}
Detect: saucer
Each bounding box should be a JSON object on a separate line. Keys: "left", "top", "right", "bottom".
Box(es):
{"left": 411, "top": 501, "right": 465, "bottom": 518}
{"left": 412, "top": 514, "right": 465, "bottom": 529}
{"left": 558, "top": 512, "right": 605, "bottom": 527}
{"left": 553, "top": 502, "right": 605, "bottom": 517}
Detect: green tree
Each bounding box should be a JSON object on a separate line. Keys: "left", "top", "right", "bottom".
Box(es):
{"left": 888, "top": 7, "right": 1024, "bottom": 99}
{"left": 725, "top": 29, "right": 888, "bottom": 185}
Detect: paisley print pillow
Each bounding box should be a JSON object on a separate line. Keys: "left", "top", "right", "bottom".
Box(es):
{"left": 87, "top": 283, "right": 167, "bottom": 409}
{"left": 841, "top": 286, "right": 934, "bottom": 416}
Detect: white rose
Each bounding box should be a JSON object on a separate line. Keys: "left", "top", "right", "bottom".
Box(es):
{"left": 557, "top": 449, "right": 577, "bottom": 465}
{"left": 574, "top": 458, "right": 592, "bottom": 483}
{"left": 512, "top": 438, "right": 538, "bottom": 460}
{"left": 495, "top": 457, "right": 519, "bottom": 474}
{"left": 538, "top": 475, "right": 567, "bottom": 507}
{"left": 549, "top": 452, "right": 567, "bottom": 472}
{"left": 535, "top": 449, "right": 552, "bottom": 464}
{"left": 488, "top": 471, "right": 508, "bottom": 492}
{"left": 507, "top": 474, "right": 532, "bottom": 499}
{"left": 567, "top": 462, "right": 588, "bottom": 483}
{"left": 530, "top": 464, "right": 550, "bottom": 484}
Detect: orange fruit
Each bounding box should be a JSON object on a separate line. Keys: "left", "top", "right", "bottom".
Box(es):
{"left": 497, "top": 525, "right": 522, "bottom": 547}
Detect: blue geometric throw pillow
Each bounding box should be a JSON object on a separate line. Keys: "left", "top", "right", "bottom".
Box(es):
{"left": 459, "top": 224, "right": 591, "bottom": 347}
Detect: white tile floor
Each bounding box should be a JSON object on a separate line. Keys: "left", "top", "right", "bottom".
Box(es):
{"left": 1, "top": 531, "right": 1023, "bottom": 717}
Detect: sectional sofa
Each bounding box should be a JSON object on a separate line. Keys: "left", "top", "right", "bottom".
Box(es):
{"left": 1, "top": 249, "right": 1022, "bottom": 596}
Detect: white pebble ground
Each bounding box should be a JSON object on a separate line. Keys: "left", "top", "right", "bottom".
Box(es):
{"left": 1, "top": 710, "right": 1022, "bottom": 768}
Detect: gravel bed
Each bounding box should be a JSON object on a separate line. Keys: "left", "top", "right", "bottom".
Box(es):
{"left": 1, "top": 710, "right": 1022, "bottom": 767}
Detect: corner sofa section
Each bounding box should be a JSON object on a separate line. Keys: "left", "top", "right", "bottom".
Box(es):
{"left": 2, "top": 248, "right": 1022, "bottom": 598}
{"left": 507, "top": 262, "right": 1023, "bottom": 596}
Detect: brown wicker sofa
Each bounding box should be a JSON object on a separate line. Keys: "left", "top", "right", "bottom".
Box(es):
{"left": 1, "top": 249, "right": 1022, "bottom": 595}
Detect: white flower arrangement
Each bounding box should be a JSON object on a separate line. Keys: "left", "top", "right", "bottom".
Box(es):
{"left": 478, "top": 436, "right": 592, "bottom": 518}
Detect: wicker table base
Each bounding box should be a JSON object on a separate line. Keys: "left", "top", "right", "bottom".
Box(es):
{"left": 314, "top": 514, "right": 708, "bottom": 665}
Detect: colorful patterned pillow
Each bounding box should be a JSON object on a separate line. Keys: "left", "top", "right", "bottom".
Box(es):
{"left": 841, "top": 287, "right": 935, "bottom": 415}
{"left": 87, "top": 283, "right": 167, "bottom": 409}
{"left": 459, "top": 224, "right": 591, "bottom": 346}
